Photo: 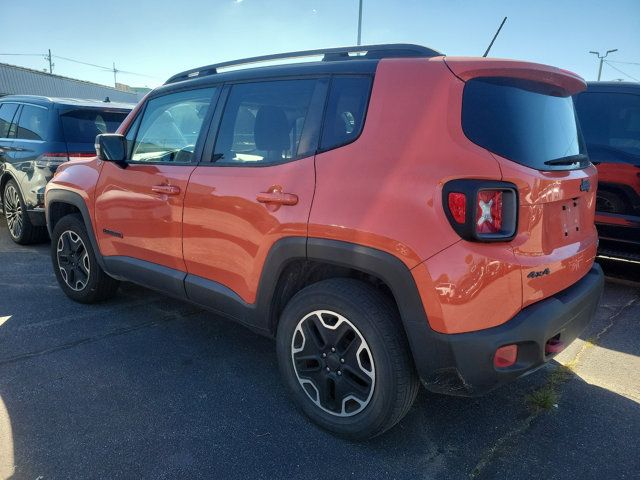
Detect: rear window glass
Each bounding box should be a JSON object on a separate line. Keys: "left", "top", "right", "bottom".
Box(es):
{"left": 60, "top": 109, "right": 128, "bottom": 144}
{"left": 574, "top": 91, "right": 640, "bottom": 160}
{"left": 462, "top": 77, "right": 586, "bottom": 170}
{"left": 17, "top": 105, "right": 49, "bottom": 141}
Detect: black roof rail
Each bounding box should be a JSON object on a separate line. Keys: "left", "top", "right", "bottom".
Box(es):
{"left": 165, "top": 43, "right": 442, "bottom": 85}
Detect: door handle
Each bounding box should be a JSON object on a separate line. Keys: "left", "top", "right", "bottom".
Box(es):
{"left": 256, "top": 187, "right": 298, "bottom": 206}
{"left": 152, "top": 185, "right": 181, "bottom": 195}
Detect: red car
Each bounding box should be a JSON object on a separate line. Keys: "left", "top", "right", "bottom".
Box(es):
{"left": 45, "top": 45, "right": 604, "bottom": 439}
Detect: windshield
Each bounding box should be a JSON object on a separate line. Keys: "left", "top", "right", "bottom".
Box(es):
{"left": 60, "top": 109, "right": 128, "bottom": 144}
{"left": 462, "top": 77, "right": 587, "bottom": 170}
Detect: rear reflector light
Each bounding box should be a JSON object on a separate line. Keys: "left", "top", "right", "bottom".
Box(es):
{"left": 476, "top": 190, "right": 503, "bottom": 234}
{"left": 448, "top": 193, "right": 467, "bottom": 224}
{"left": 494, "top": 344, "right": 518, "bottom": 368}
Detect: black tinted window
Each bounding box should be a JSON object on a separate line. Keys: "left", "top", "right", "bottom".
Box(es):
{"left": 214, "top": 79, "right": 323, "bottom": 164}
{"left": 463, "top": 78, "right": 585, "bottom": 170}
{"left": 61, "top": 109, "right": 128, "bottom": 144}
{"left": 17, "top": 105, "right": 48, "bottom": 141}
{"left": 0, "top": 103, "right": 19, "bottom": 138}
{"left": 575, "top": 92, "right": 640, "bottom": 159}
{"left": 320, "top": 76, "right": 371, "bottom": 151}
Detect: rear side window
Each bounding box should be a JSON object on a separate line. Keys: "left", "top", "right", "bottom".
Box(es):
{"left": 213, "top": 79, "right": 325, "bottom": 164}
{"left": 60, "top": 109, "right": 128, "bottom": 144}
{"left": 575, "top": 92, "right": 640, "bottom": 159}
{"left": 320, "top": 76, "right": 371, "bottom": 151}
{"left": 0, "top": 103, "right": 19, "bottom": 138}
{"left": 462, "top": 77, "right": 586, "bottom": 170}
{"left": 16, "top": 105, "right": 48, "bottom": 141}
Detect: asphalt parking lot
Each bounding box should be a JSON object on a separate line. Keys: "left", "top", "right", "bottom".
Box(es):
{"left": 0, "top": 222, "right": 638, "bottom": 480}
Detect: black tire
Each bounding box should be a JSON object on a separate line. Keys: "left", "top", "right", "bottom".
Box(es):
{"left": 596, "top": 190, "right": 627, "bottom": 215}
{"left": 51, "top": 213, "right": 119, "bottom": 303}
{"left": 276, "top": 278, "right": 419, "bottom": 440}
{"left": 2, "top": 179, "right": 48, "bottom": 245}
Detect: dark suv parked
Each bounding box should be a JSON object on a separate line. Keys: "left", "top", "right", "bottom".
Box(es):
{"left": 0, "top": 96, "right": 132, "bottom": 244}
{"left": 574, "top": 82, "right": 640, "bottom": 260}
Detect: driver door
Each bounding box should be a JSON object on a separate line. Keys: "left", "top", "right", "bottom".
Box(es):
{"left": 94, "top": 87, "right": 218, "bottom": 273}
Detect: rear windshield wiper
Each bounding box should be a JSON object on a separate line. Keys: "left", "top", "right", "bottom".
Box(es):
{"left": 544, "top": 154, "right": 589, "bottom": 166}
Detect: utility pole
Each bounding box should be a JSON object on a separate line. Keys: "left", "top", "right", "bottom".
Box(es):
{"left": 45, "top": 49, "right": 53, "bottom": 74}
{"left": 357, "top": 0, "right": 363, "bottom": 45}
{"left": 589, "top": 49, "right": 618, "bottom": 81}
{"left": 112, "top": 62, "right": 118, "bottom": 88}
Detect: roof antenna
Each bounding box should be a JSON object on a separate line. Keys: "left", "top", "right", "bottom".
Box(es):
{"left": 483, "top": 16, "right": 507, "bottom": 57}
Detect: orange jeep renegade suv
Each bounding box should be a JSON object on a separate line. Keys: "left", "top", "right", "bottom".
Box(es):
{"left": 45, "top": 44, "right": 604, "bottom": 439}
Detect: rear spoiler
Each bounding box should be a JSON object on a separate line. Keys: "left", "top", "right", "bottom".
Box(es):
{"left": 443, "top": 57, "right": 587, "bottom": 96}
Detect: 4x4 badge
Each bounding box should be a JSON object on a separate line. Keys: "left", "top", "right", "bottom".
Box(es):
{"left": 580, "top": 179, "right": 591, "bottom": 192}
{"left": 527, "top": 268, "right": 551, "bottom": 279}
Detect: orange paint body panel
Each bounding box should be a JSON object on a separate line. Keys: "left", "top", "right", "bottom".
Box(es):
{"left": 309, "top": 58, "right": 503, "bottom": 267}
{"left": 94, "top": 162, "right": 195, "bottom": 271}
{"left": 182, "top": 158, "right": 315, "bottom": 304}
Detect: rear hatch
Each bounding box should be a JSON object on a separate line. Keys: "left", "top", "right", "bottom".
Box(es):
{"left": 447, "top": 58, "right": 598, "bottom": 306}
{"left": 59, "top": 107, "right": 130, "bottom": 160}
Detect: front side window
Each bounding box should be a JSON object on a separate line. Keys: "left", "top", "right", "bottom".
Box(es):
{"left": 214, "top": 79, "right": 322, "bottom": 164}
{"left": 61, "top": 109, "right": 129, "bottom": 144}
{"left": 320, "top": 76, "right": 372, "bottom": 151}
{"left": 16, "top": 105, "right": 49, "bottom": 141}
{"left": 0, "top": 103, "right": 19, "bottom": 139}
{"left": 575, "top": 92, "right": 640, "bottom": 160}
{"left": 131, "top": 88, "right": 215, "bottom": 163}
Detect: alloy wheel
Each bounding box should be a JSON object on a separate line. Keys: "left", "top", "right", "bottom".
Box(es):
{"left": 4, "top": 184, "right": 23, "bottom": 239}
{"left": 291, "top": 310, "right": 375, "bottom": 417}
{"left": 56, "top": 230, "right": 90, "bottom": 291}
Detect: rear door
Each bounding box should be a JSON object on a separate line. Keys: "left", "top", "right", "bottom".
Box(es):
{"left": 451, "top": 61, "right": 597, "bottom": 306}
{"left": 182, "top": 78, "right": 327, "bottom": 306}
{"left": 94, "top": 87, "right": 218, "bottom": 274}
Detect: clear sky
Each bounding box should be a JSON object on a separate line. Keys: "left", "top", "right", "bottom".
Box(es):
{"left": 1, "top": 0, "right": 639, "bottom": 88}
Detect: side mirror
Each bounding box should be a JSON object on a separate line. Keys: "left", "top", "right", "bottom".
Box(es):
{"left": 96, "top": 134, "right": 127, "bottom": 166}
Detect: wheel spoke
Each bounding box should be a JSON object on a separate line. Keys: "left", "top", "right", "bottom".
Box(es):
{"left": 56, "top": 230, "right": 91, "bottom": 291}
{"left": 290, "top": 309, "right": 375, "bottom": 418}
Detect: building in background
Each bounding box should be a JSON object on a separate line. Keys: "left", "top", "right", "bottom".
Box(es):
{"left": 0, "top": 63, "right": 144, "bottom": 103}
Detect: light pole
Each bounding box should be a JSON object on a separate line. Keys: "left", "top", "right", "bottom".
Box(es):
{"left": 357, "top": 0, "right": 363, "bottom": 46}
{"left": 589, "top": 49, "right": 618, "bottom": 81}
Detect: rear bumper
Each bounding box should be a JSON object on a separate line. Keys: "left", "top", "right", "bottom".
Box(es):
{"left": 410, "top": 264, "right": 604, "bottom": 396}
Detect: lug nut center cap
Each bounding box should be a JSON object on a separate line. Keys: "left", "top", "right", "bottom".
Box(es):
{"left": 326, "top": 354, "right": 341, "bottom": 371}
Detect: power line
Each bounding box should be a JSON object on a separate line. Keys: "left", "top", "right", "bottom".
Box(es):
{"left": 607, "top": 60, "right": 640, "bottom": 66}
{"left": 0, "top": 53, "right": 43, "bottom": 56}
{"left": 603, "top": 61, "right": 640, "bottom": 82}
{"left": 1, "top": 51, "right": 160, "bottom": 82}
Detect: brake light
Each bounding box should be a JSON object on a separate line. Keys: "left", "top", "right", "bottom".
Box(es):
{"left": 476, "top": 190, "right": 503, "bottom": 233}
{"left": 443, "top": 180, "right": 518, "bottom": 242}
{"left": 448, "top": 193, "right": 467, "bottom": 224}
{"left": 68, "top": 152, "right": 96, "bottom": 161}
{"left": 35, "top": 152, "right": 69, "bottom": 168}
